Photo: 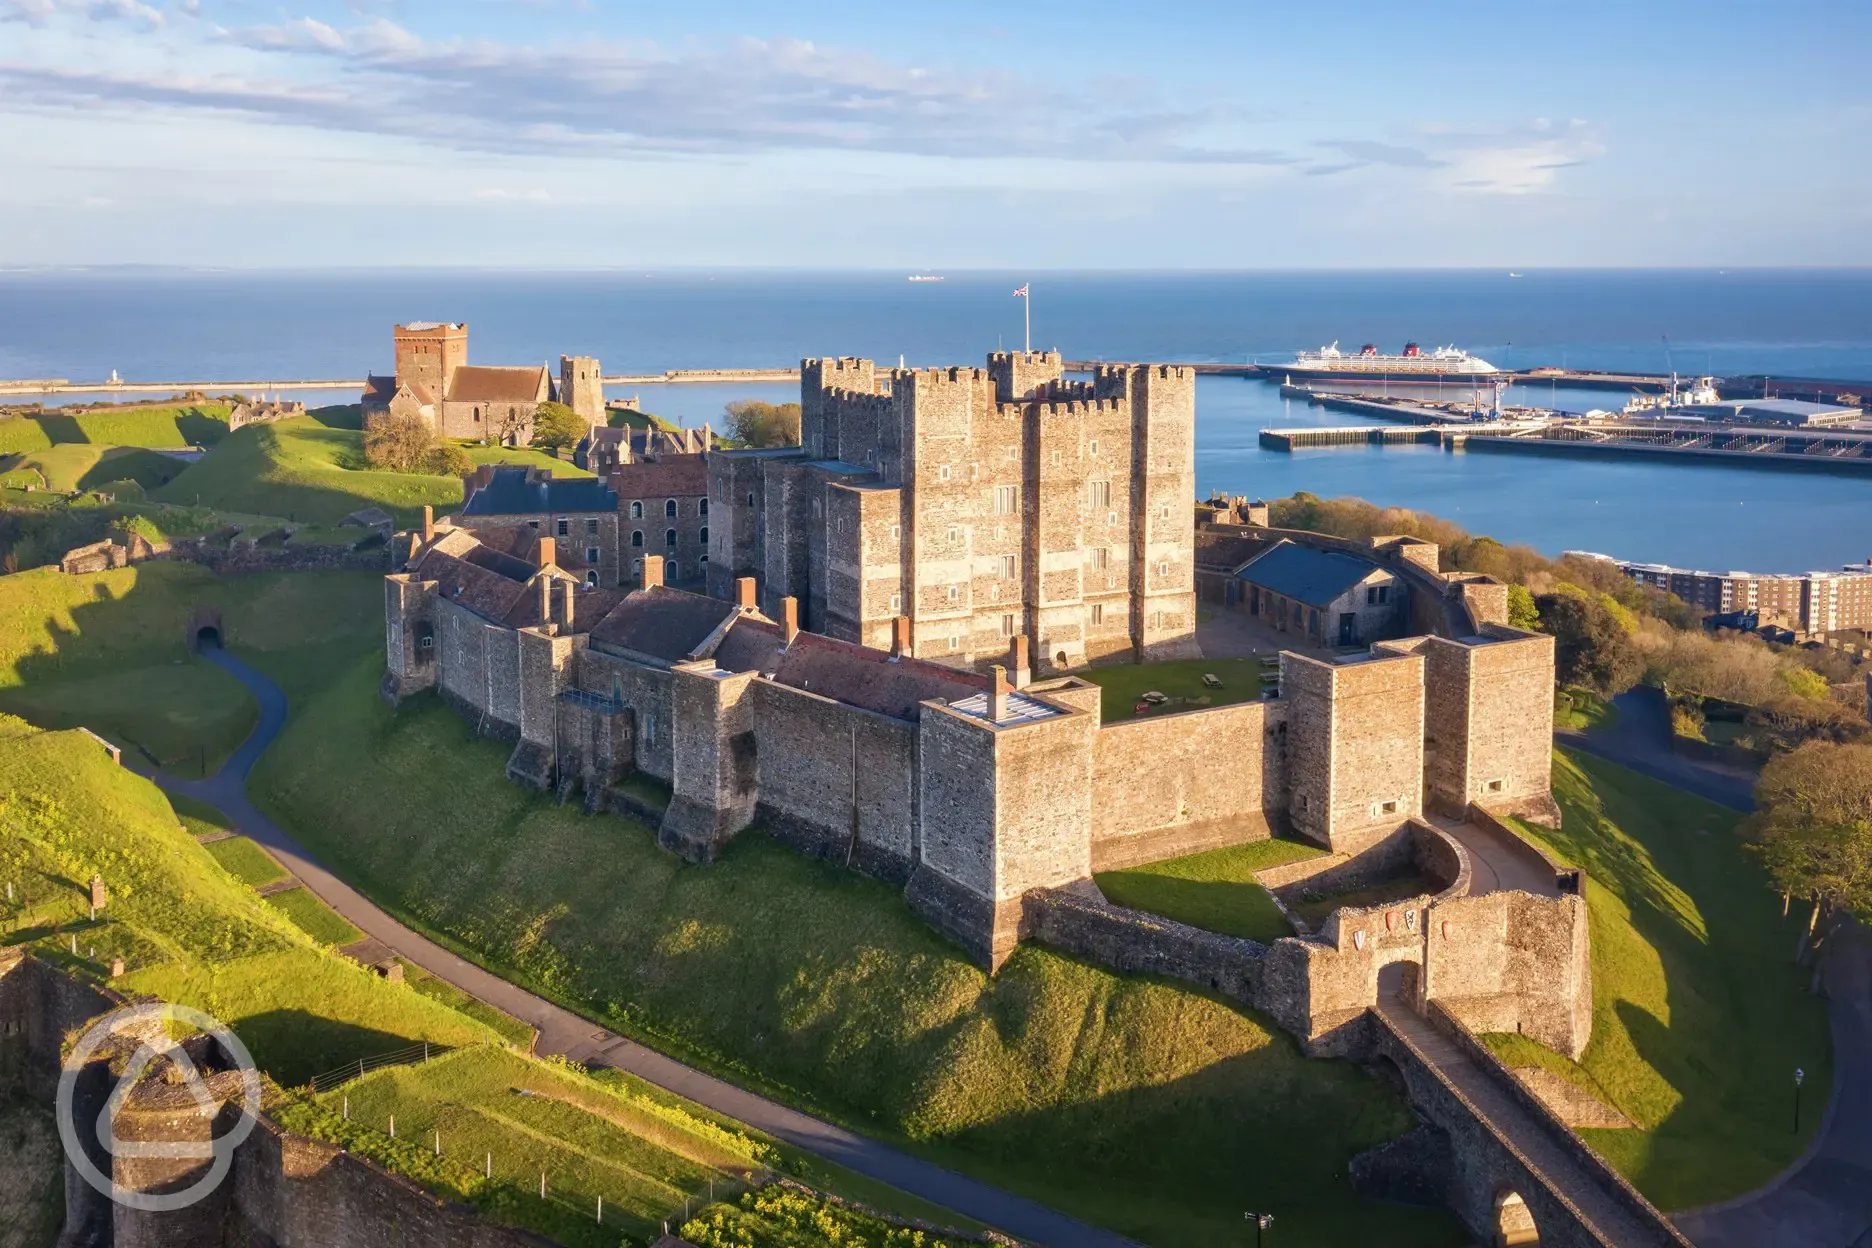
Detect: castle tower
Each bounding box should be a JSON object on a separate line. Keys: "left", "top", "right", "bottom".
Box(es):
{"left": 1281, "top": 646, "right": 1425, "bottom": 853}
{"left": 987, "top": 350, "right": 1064, "bottom": 404}
{"left": 1128, "top": 365, "right": 1200, "bottom": 661}
{"left": 1421, "top": 627, "right": 1560, "bottom": 824}
{"left": 800, "top": 356, "right": 879, "bottom": 460}
{"left": 393, "top": 322, "right": 467, "bottom": 401}
{"left": 559, "top": 355, "right": 605, "bottom": 427}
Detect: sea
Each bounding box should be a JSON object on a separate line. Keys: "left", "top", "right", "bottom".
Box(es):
{"left": 3, "top": 268, "right": 1869, "bottom": 573}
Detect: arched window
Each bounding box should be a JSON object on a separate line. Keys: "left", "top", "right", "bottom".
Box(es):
{"left": 664, "top": 528, "right": 677, "bottom": 548}
{"left": 584, "top": 571, "right": 598, "bottom": 588}
{"left": 630, "top": 501, "right": 643, "bottom": 519}
{"left": 699, "top": 526, "right": 709, "bottom": 545}
{"left": 665, "top": 499, "right": 677, "bottom": 518}
{"left": 667, "top": 561, "right": 679, "bottom": 581}
{"left": 631, "top": 530, "right": 644, "bottom": 547}
{"left": 699, "top": 498, "right": 709, "bottom": 517}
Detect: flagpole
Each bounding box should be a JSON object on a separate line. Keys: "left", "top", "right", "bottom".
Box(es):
{"left": 1024, "top": 287, "right": 1031, "bottom": 353}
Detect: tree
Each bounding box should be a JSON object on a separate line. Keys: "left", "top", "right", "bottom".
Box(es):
{"left": 1506, "top": 583, "right": 1540, "bottom": 631}
{"left": 1750, "top": 742, "right": 1872, "bottom": 988}
{"left": 425, "top": 443, "right": 472, "bottom": 477}
{"left": 723, "top": 400, "right": 801, "bottom": 449}
{"left": 531, "top": 401, "right": 587, "bottom": 454}
{"left": 1536, "top": 591, "right": 1643, "bottom": 698}
{"left": 362, "top": 411, "right": 437, "bottom": 473}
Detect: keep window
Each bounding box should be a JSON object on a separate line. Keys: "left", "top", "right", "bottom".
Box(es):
{"left": 993, "top": 485, "right": 1018, "bottom": 514}
{"left": 665, "top": 528, "right": 677, "bottom": 547}
{"left": 586, "top": 547, "right": 599, "bottom": 564}
{"left": 1089, "top": 480, "right": 1111, "bottom": 507}
{"left": 630, "top": 501, "right": 643, "bottom": 519}
{"left": 946, "top": 584, "right": 959, "bottom": 601}
{"left": 1000, "top": 613, "right": 1017, "bottom": 637}
{"left": 665, "top": 499, "right": 678, "bottom": 518}
{"left": 999, "top": 555, "right": 1016, "bottom": 580}
{"left": 1092, "top": 547, "right": 1109, "bottom": 571}
{"left": 557, "top": 519, "right": 569, "bottom": 536}
{"left": 631, "top": 530, "right": 644, "bottom": 547}
{"left": 699, "top": 526, "right": 709, "bottom": 544}
{"left": 586, "top": 518, "right": 598, "bottom": 535}
{"left": 1090, "top": 603, "right": 1104, "bottom": 625}
{"left": 889, "top": 592, "right": 903, "bottom": 613}
{"left": 699, "top": 498, "right": 709, "bottom": 517}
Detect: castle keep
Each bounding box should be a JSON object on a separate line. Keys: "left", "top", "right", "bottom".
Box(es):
{"left": 384, "top": 504, "right": 1558, "bottom": 971}
{"left": 706, "top": 351, "right": 1200, "bottom": 672}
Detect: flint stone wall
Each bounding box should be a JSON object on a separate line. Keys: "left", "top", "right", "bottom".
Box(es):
{"left": 1022, "top": 887, "right": 1265, "bottom": 1004}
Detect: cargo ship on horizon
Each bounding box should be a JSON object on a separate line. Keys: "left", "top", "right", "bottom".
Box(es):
{"left": 1278, "top": 340, "right": 1502, "bottom": 384}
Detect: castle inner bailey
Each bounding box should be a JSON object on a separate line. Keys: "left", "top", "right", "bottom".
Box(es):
{"left": 385, "top": 515, "right": 1559, "bottom": 973}
{"left": 362, "top": 322, "right": 605, "bottom": 446}
{"left": 706, "top": 351, "right": 1201, "bottom": 674}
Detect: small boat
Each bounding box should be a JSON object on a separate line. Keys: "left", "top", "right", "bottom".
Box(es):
{"left": 907, "top": 275, "right": 944, "bottom": 283}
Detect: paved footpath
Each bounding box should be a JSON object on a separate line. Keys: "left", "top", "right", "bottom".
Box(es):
{"left": 160, "top": 644, "right": 1139, "bottom": 1248}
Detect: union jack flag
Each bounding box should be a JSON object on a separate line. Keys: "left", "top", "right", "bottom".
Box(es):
{"left": 1012, "top": 284, "right": 1029, "bottom": 297}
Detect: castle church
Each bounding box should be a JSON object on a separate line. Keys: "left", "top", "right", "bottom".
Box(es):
{"left": 362, "top": 322, "right": 605, "bottom": 446}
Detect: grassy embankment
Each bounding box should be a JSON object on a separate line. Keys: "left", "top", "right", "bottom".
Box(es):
{"left": 0, "top": 444, "right": 186, "bottom": 495}
{"left": 252, "top": 657, "right": 1462, "bottom": 1248}
{"left": 1554, "top": 687, "right": 1619, "bottom": 732}
{"left": 1492, "top": 749, "right": 1833, "bottom": 1210}
{"left": 154, "top": 413, "right": 592, "bottom": 527}
{"left": 1094, "top": 840, "right": 1323, "bottom": 944}
{"left": 0, "top": 562, "right": 383, "bottom": 772}
{"left": 1077, "top": 654, "right": 1276, "bottom": 723}
{"left": 0, "top": 402, "right": 230, "bottom": 454}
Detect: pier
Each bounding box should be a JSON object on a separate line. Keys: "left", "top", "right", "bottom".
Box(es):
{"left": 1261, "top": 422, "right": 1527, "bottom": 451}
{"left": 1464, "top": 422, "right": 1872, "bottom": 475}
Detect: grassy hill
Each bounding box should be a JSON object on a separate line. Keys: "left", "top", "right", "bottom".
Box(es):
{"left": 0, "top": 402, "right": 229, "bottom": 453}
{"left": 0, "top": 444, "right": 187, "bottom": 494}
{"left": 252, "top": 658, "right": 1461, "bottom": 1248}
{"left": 1497, "top": 751, "right": 1834, "bottom": 1210}
{"left": 153, "top": 414, "right": 595, "bottom": 526}
{"left": 0, "top": 563, "right": 384, "bottom": 768}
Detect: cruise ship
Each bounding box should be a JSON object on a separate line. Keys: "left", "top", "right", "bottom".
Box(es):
{"left": 1279, "top": 341, "right": 1502, "bottom": 383}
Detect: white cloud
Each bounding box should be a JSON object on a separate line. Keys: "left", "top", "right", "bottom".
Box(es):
{"left": 2, "top": 0, "right": 163, "bottom": 29}
{"left": 1305, "top": 119, "right": 1602, "bottom": 194}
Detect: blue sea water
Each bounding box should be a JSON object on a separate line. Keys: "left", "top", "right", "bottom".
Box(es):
{"left": 2, "top": 268, "right": 1869, "bottom": 571}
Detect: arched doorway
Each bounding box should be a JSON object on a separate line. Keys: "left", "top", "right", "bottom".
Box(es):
{"left": 1377, "top": 958, "right": 1419, "bottom": 1004}
{"left": 1493, "top": 1187, "right": 1539, "bottom": 1246}
{"left": 187, "top": 606, "right": 224, "bottom": 655}
{"left": 196, "top": 624, "right": 221, "bottom": 650}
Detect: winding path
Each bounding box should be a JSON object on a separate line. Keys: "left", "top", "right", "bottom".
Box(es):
{"left": 159, "top": 643, "right": 1139, "bottom": 1248}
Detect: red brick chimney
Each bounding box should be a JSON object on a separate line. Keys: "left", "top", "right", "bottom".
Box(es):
{"left": 890, "top": 615, "right": 911, "bottom": 660}
{"left": 781, "top": 596, "right": 799, "bottom": 645}
{"left": 1008, "top": 634, "right": 1030, "bottom": 688}
{"left": 641, "top": 554, "right": 664, "bottom": 590}
{"left": 990, "top": 664, "right": 1012, "bottom": 723}
{"left": 736, "top": 576, "right": 758, "bottom": 609}
{"left": 537, "top": 537, "right": 556, "bottom": 570}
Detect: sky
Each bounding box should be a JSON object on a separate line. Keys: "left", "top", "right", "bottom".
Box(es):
{"left": 1, "top": 0, "right": 1868, "bottom": 269}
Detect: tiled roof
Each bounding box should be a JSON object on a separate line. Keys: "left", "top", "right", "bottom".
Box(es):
{"left": 445, "top": 365, "right": 549, "bottom": 405}
{"left": 768, "top": 633, "right": 984, "bottom": 721}
{"left": 411, "top": 548, "right": 533, "bottom": 625}
{"left": 609, "top": 455, "right": 708, "bottom": 501}
{"left": 460, "top": 523, "right": 546, "bottom": 561}
{"left": 362, "top": 375, "right": 397, "bottom": 404}
{"left": 588, "top": 586, "right": 740, "bottom": 663}
{"left": 462, "top": 466, "right": 620, "bottom": 517}
{"left": 1236, "top": 539, "right": 1379, "bottom": 609}
{"left": 1196, "top": 529, "right": 1268, "bottom": 570}
{"left": 711, "top": 618, "right": 785, "bottom": 674}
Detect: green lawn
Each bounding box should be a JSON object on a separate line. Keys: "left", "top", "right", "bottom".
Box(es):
{"left": 287, "top": 1045, "right": 763, "bottom": 1248}
{"left": 0, "top": 403, "right": 230, "bottom": 454}
{"left": 463, "top": 445, "right": 596, "bottom": 478}
{"left": 265, "top": 886, "right": 365, "bottom": 947}
{"left": 0, "top": 659, "right": 254, "bottom": 776}
{"left": 170, "top": 791, "right": 237, "bottom": 839}
{"left": 1078, "top": 655, "right": 1275, "bottom": 723}
{"left": 0, "top": 717, "right": 491, "bottom": 1088}
{"left": 251, "top": 658, "right": 1460, "bottom": 1248}
{"left": 1094, "top": 839, "right": 1323, "bottom": 944}
{"left": 1554, "top": 687, "right": 1619, "bottom": 731}
{"left": 154, "top": 415, "right": 464, "bottom": 526}
{"left": 204, "top": 835, "right": 289, "bottom": 888}
{"left": 0, "top": 444, "right": 187, "bottom": 494}
{"left": 1501, "top": 749, "right": 1833, "bottom": 1210}
{"left": 682, "top": 1186, "right": 981, "bottom": 1248}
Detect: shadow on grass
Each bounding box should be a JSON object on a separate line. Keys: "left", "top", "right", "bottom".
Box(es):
{"left": 235, "top": 1009, "right": 428, "bottom": 1089}
{"left": 1093, "top": 873, "right": 1290, "bottom": 944}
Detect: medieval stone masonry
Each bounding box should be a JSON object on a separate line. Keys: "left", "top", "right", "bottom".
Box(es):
{"left": 706, "top": 351, "right": 1201, "bottom": 673}
{"left": 361, "top": 323, "right": 605, "bottom": 446}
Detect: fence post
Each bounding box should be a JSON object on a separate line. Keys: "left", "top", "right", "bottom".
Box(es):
{"left": 342, "top": 1096, "right": 348, "bottom": 1121}
{"left": 597, "top": 1196, "right": 603, "bottom": 1224}
{"left": 434, "top": 1129, "right": 440, "bottom": 1157}
{"left": 486, "top": 1152, "right": 491, "bottom": 1179}
{"left": 389, "top": 1115, "right": 395, "bottom": 1139}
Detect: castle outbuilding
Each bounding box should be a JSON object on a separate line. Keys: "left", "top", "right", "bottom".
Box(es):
{"left": 706, "top": 351, "right": 1200, "bottom": 673}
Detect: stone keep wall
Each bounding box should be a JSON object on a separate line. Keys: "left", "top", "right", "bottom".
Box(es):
{"left": 748, "top": 680, "right": 919, "bottom": 881}
{"left": 1023, "top": 887, "right": 1266, "bottom": 1005}
{"left": 1282, "top": 649, "right": 1426, "bottom": 852}
{"left": 576, "top": 649, "right": 676, "bottom": 781}
{"left": 383, "top": 575, "right": 438, "bottom": 696}
{"left": 706, "top": 450, "right": 774, "bottom": 600}
{"left": 1423, "top": 629, "right": 1559, "bottom": 823}
{"left": 1089, "top": 700, "right": 1289, "bottom": 870}
{"left": 515, "top": 628, "right": 578, "bottom": 747}
{"left": 659, "top": 665, "right": 759, "bottom": 861}
{"left": 1126, "top": 366, "right": 1200, "bottom": 663}
{"left": 1422, "top": 890, "right": 1592, "bottom": 1060}
{"left": 907, "top": 701, "right": 1001, "bottom": 962}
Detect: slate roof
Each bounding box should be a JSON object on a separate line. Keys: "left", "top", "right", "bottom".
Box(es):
{"left": 411, "top": 548, "right": 534, "bottom": 625}
{"left": 609, "top": 455, "right": 709, "bottom": 501}
{"left": 711, "top": 618, "right": 786, "bottom": 674}
{"left": 445, "top": 365, "right": 549, "bottom": 405}
{"left": 767, "top": 632, "right": 985, "bottom": 721}
{"left": 462, "top": 466, "right": 620, "bottom": 517}
{"left": 588, "top": 586, "right": 741, "bottom": 663}
{"left": 1236, "top": 540, "right": 1381, "bottom": 609}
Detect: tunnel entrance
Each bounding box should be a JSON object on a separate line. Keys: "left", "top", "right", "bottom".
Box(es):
{"left": 196, "top": 626, "right": 221, "bottom": 650}
{"left": 187, "top": 606, "right": 224, "bottom": 655}
{"left": 1494, "top": 1188, "right": 1539, "bottom": 1246}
